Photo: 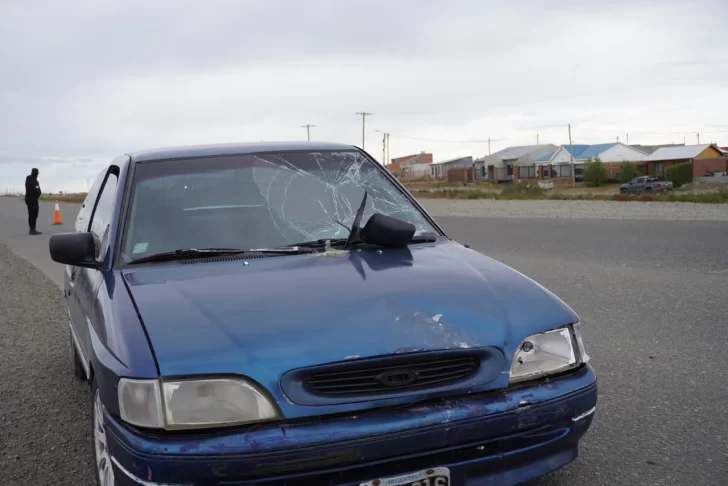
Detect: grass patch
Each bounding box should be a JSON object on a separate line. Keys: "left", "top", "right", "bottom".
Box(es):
{"left": 39, "top": 194, "right": 87, "bottom": 203}
{"left": 411, "top": 188, "right": 728, "bottom": 204}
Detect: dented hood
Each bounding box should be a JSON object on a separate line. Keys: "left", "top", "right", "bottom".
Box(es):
{"left": 122, "top": 241, "right": 578, "bottom": 414}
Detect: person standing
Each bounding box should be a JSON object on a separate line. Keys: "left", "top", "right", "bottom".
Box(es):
{"left": 24, "top": 168, "right": 42, "bottom": 235}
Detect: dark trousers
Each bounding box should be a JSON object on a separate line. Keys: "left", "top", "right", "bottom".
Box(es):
{"left": 25, "top": 199, "right": 39, "bottom": 231}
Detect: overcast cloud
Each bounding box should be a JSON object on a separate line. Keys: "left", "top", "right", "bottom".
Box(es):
{"left": 1, "top": 0, "right": 727, "bottom": 193}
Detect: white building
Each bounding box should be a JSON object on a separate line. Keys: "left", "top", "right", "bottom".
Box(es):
{"left": 536, "top": 143, "right": 649, "bottom": 179}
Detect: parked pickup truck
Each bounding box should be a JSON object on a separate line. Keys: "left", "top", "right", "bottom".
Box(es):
{"left": 620, "top": 176, "right": 674, "bottom": 194}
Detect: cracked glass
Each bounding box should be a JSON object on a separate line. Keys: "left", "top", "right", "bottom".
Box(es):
{"left": 121, "top": 150, "right": 437, "bottom": 259}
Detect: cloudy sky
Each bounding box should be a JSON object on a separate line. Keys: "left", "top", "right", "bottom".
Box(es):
{"left": 2, "top": 0, "right": 727, "bottom": 193}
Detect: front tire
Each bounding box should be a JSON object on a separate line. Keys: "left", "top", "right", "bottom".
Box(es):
{"left": 92, "top": 378, "right": 116, "bottom": 486}
{"left": 620, "top": 188, "right": 627, "bottom": 194}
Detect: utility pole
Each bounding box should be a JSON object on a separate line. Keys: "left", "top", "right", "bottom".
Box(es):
{"left": 617, "top": 136, "right": 619, "bottom": 143}
{"left": 488, "top": 137, "right": 491, "bottom": 155}
{"left": 626, "top": 133, "right": 629, "bottom": 145}
{"left": 697, "top": 132, "right": 700, "bottom": 144}
{"left": 301, "top": 124, "right": 315, "bottom": 141}
{"left": 568, "top": 124, "right": 575, "bottom": 188}
{"left": 536, "top": 133, "right": 539, "bottom": 144}
{"left": 355, "top": 112, "right": 372, "bottom": 149}
{"left": 386, "top": 133, "right": 390, "bottom": 165}
{"left": 375, "top": 130, "right": 391, "bottom": 165}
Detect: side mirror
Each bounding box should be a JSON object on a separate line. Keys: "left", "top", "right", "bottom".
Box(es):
{"left": 360, "top": 213, "right": 416, "bottom": 248}
{"left": 49, "top": 232, "right": 98, "bottom": 268}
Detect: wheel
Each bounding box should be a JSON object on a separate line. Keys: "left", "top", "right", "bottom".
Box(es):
{"left": 92, "top": 378, "right": 116, "bottom": 486}
{"left": 620, "top": 188, "right": 627, "bottom": 194}
{"left": 70, "top": 331, "right": 86, "bottom": 380}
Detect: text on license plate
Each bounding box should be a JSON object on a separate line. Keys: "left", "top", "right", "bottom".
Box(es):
{"left": 359, "top": 467, "right": 450, "bottom": 486}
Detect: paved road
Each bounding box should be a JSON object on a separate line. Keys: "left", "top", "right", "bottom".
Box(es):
{"left": 0, "top": 198, "right": 81, "bottom": 287}
{"left": 1, "top": 197, "right": 727, "bottom": 485}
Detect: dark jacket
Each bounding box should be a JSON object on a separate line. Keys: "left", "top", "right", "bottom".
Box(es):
{"left": 25, "top": 171, "right": 41, "bottom": 203}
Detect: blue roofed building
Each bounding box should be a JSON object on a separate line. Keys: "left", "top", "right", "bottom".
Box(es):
{"left": 536, "top": 142, "right": 649, "bottom": 180}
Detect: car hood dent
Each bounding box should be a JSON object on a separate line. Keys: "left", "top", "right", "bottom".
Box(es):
{"left": 122, "top": 241, "right": 578, "bottom": 416}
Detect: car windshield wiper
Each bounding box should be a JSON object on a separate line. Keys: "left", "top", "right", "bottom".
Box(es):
{"left": 279, "top": 232, "right": 438, "bottom": 251}
{"left": 281, "top": 238, "right": 349, "bottom": 248}
{"left": 409, "top": 233, "right": 439, "bottom": 244}
{"left": 128, "top": 247, "right": 310, "bottom": 264}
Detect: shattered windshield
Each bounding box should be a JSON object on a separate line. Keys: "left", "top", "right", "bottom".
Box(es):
{"left": 121, "top": 150, "right": 437, "bottom": 259}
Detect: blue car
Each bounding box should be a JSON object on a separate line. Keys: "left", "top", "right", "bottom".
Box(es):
{"left": 49, "top": 142, "right": 596, "bottom": 486}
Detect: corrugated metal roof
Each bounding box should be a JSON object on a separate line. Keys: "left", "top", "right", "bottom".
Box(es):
{"left": 630, "top": 144, "right": 684, "bottom": 155}
{"left": 497, "top": 144, "right": 553, "bottom": 160}
{"left": 577, "top": 143, "right": 618, "bottom": 158}
{"left": 561, "top": 144, "right": 589, "bottom": 157}
{"left": 480, "top": 144, "right": 555, "bottom": 162}
{"left": 645, "top": 144, "right": 713, "bottom": 161}
{"left": 431, "top": 156, "right": 473, "bottom": 165}
{"left": 536, "top": 151, "right": 554, "bottom": 162}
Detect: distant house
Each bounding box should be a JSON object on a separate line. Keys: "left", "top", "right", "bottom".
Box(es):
{"left": 430, "top": 156, "right": 473, "bottom": 179}
{"left": 536, "top": 143, "right": 649, "bottom": 179}
{"left": 406, "top": 162, "right": 433, "bottom": 179}
{"left": 474, "top": 144, "right": 558, "bottom": 181}
{"left": 644, "top": 144, "right": 726, "bottom": 178}
{"left": 388, "top": 152, "right": 433, "bottom": 177}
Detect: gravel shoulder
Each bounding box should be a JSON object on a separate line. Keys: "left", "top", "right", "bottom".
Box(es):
{"left": 0, "top": 244, "right": 94, "bottom": 486}
{"left": 419, "top": 198, "right": 728, "bottom": 221}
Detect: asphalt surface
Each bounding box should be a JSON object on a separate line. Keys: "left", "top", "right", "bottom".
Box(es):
{"left": 1, "top": 197, "right": 727, "bottom": 485}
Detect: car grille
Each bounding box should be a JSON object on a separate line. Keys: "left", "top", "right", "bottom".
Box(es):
{"left": 303, "top": 355, "right": 480, "bottom": 396}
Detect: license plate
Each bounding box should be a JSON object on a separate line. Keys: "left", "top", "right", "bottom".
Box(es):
{"left": 359, "top": 467, "right": 450, "bottom": 486}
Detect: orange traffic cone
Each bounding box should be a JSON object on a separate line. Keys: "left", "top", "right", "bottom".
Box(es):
{"left": 53, "top": 200, "right": 64, "bottom": 225}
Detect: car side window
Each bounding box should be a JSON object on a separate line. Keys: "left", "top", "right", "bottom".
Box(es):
{"left": 74, "top": 170, "right": 107, "bottom": 233}
{"left": 89, "top": 172, "right": 119, "bottom": 260}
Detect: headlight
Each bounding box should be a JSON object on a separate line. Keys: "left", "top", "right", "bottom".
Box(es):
{"left": 118, "top": 377, "right": 280, "bottom": 430}
{"left": 118, "top": 378, "right": 164, "bottom": 428}
{"left": 509, "top": 324, "right": 586, "bottom": 384}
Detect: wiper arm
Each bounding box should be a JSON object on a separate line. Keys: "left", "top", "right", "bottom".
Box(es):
{"left": 129, "top": 248, "right": 250, "bottom": 264}
{"left": 409, "top": 233, "right": 439, "bottom": 244}
{"left": 281, "top": 232, "right": 437, "bottom": 251}
{"left": 282, "top": 238, "right": 349, "bottom": 248}
{"left": 128, "top": 247, "right": 310, "bottom": 264}
{"left": 345, "top": 190, "right": 368, "bottom": 250}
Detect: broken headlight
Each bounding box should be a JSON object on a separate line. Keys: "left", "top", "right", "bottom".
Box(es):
{"left": 509, "top": 324, "right": 587, "bottom": 384}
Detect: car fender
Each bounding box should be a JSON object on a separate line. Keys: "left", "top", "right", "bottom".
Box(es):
{"left": 88, "top": 270, "right": 159, "bottom": 416}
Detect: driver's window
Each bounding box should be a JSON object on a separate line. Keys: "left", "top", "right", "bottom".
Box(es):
{"left": 89, "top": 172, "right": 119, "bottom": 260}
{"left": 74, "top": 170, "right": 106, "bottom": 233}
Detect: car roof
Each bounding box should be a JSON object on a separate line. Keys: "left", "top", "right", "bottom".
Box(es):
{"left": 127, "top": 141, "right": 358, "bottom": 163}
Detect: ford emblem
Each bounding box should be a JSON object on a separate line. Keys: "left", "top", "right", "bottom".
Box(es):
{"left": 377, "top": 369, "right": 418, "bottom": 387}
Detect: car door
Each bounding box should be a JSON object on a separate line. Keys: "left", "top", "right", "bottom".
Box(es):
{"left": 66, "top": 170, "right": 105, "bottom": 355}
{"left": 72, "top": 168, "right": 119, "bottom": 362}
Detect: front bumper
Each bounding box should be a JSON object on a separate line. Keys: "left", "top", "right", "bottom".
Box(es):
{"left": 107, "top": 365, "right": 597, "bottom": 486}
